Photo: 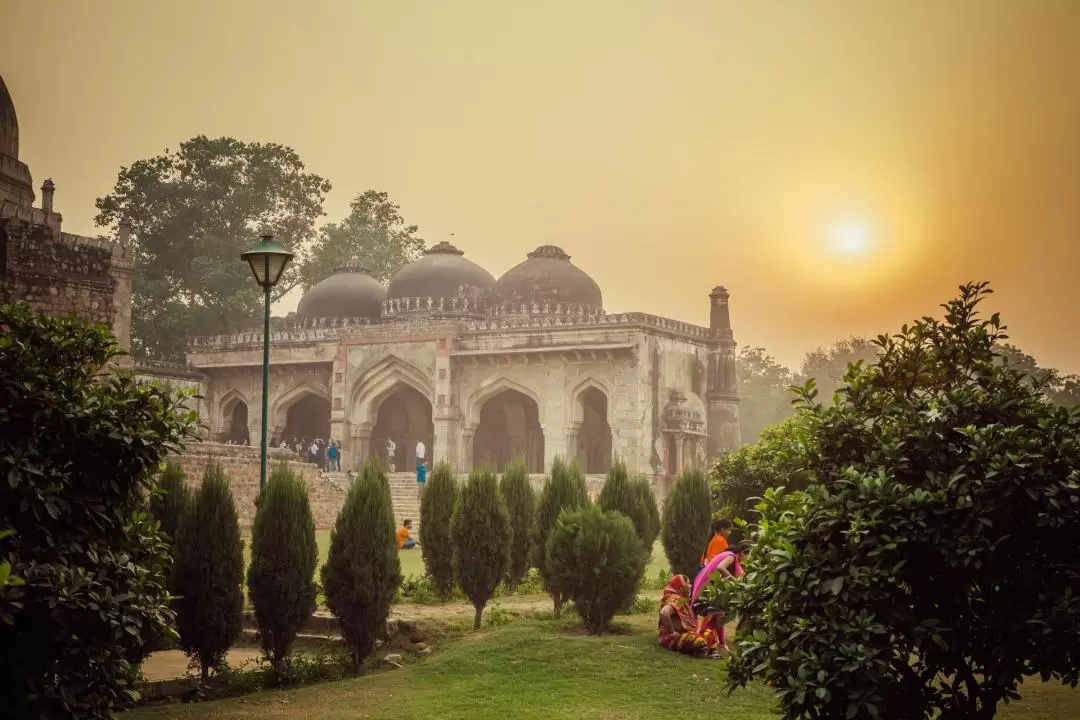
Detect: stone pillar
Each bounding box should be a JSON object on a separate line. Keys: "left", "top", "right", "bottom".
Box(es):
{"left": 542, "top": 365, "right": 568, "bottom": 473}
{"left": 40, "top": 179, "right": 55, "bottom": 213}
{"left": 330, "top": 347, "right": 348, "bottom": 463}
{"left": 432, "top": 338, "right": 460, "bottom": 469}
{"left": 109, "top": 219, "right": 135, "bottom": 363}
{"left": 706, "top": 286, "right": 741, "bottom": 457}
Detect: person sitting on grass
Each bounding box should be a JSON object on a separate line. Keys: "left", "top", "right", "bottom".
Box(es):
{"left": 657, "top": 574, "right": 721, "bottom": 658}
{"left": 396, "top": 519, "right": 417, "bottom": 550}
{"left": 700, "top": 518, "right": 732, "bottom": 566}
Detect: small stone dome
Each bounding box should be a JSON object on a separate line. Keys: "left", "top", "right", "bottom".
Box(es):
{"left": 296, "top": 260, "right": 387, "bottom": 320}
{"left": 386, "top": 241, "right": 495, "bottom": 302}
{"left": 495, "top": 245, "right": 603, "bottom": 310}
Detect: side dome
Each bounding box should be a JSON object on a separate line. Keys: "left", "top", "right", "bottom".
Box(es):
{"left": 495, "top": 245, "right": 603, "bottom": 310}
{"left": 386, "top": 241, "right": 495, "bottom": 302}
{"left": 296, "top": 260, "right": 387, "bottom": 320}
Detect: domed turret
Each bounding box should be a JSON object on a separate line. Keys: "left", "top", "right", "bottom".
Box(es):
{"left": 0, "top": 74, "right": 34, "bottom": 206}
{"left": 296, "top": 260, "right": 387, "bottom": 320}
{"left": 495, "top": 245, "right": 603, "bottom": 311}
{"left": 385, "top": 241, "right": 495, "bottom": 310}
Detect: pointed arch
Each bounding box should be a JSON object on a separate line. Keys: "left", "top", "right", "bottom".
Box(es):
{"left": 270, "top": 384, "right": 331, "bottom": 430}
{"left": 216, "top": 388, "right": 248, "bottom": 431}
{"left": 464, "top": 375, "right": 545, "bottom": 432}
{"left": 349, "top": 355, "right": 434, "bottom": 428}
{"left": 567, "top": 375, "right": 615, "bottom": 427}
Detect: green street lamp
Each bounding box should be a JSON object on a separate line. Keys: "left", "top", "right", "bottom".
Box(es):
{"left": 241, "top": 234, "right": 293, "bottom": 492}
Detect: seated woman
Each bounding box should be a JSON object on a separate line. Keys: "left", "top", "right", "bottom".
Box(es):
{"left": 691, "top": 541, "right": 750, "bottom": 652}
{"left": 657, "top": 575, "right": 721, "bottom": 657}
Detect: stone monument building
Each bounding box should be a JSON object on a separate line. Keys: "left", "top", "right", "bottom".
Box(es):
{"left": 187, "top": 242, "right": 741, "bottom": 481}
{"left": 0, "top": 74, "right": 134, "bottom": 349}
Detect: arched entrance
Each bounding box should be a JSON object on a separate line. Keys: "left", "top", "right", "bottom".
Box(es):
{"left": 222, "top": 399, "right": 250, "bottom": 445}
{"left": 576, "top": 387, "right": 612, "bottom": 474}
{"left": 473, "top": 389, "right": 544, "bottom": 473}
{"left": 370, "top": 384, "right": 434, "bottom": 471}
{"left": 281, "top": 393, "right": 332, "bottom": 443}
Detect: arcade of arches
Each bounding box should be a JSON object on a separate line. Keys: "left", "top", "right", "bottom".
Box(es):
{"left": 473, "top": 389, "right": 545, "bottom": 473}
{"left": 370, "top": 384, "right": 434, "bottom": 471}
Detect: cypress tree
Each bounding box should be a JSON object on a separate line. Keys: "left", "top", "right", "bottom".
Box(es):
{"left": 660, "top": 467, "right": 712, "bottom": 579}
{"left": 173, "top": 461, "right": 245, "bottom": 680}
{"left": 597, "top": 459, "right": 642, "bottom": 536}
{"left": 499, "top": 459, "right": 535, "bottom": 591}
{"left": 420, "top": 461, "right": 457, "bottom": 599}
{"left": 247, "top": 463, "right": 318, "bottom": 665}
{"left": 149, "top": 461, "right": 190, "bottom": 544}
{"left": 631, "top": 476, "right": 661, "bottom": 553}
{"left": 321, "top": 460, "right": 401, "bottom": 670}
{"left": 533, "top": 456, "right": 588, "bottom": 615}
{"left": 452, "top": 469, "right": 510, "bottom": 630}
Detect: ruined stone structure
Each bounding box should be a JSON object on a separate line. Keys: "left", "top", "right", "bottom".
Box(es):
{"left": 0, "top": 74, "right": 134, "bottom": 351}
{"left": 187, "top": 242, "right": 742, "bottom": 482}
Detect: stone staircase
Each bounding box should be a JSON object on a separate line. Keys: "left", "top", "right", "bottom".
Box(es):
{"left": 320, "top": 471, "right": 421, "bottom": 532}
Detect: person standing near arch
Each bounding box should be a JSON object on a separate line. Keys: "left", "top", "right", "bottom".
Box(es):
{"left": 415, "top": 438, "right": 427, "bottom": 500}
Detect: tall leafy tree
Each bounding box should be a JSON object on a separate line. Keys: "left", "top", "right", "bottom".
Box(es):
{"left": 717, "top": 283, "right": 1080, "bottom": 720}
{"left": 797, "top": 336, "right": 880, "bottom": 400}
{"left": 94, "top": 136, "right": 332, "bottom": 360}
{"left": 994, "top": 342, "right": 1080, "bottom": 407}
{"left": 296, "top": 190, "right": 426, "bottom": 288}
{"left": 736, "top": 346, "right": 798, "bottom": 443}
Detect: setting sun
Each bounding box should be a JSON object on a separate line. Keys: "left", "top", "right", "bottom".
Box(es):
{"left": 829, "top": 221, "right": 873, "bottom": 256}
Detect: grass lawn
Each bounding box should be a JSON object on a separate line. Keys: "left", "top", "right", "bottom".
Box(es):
{"left": 127, "top": 615, "right": 780, "bottom": 720}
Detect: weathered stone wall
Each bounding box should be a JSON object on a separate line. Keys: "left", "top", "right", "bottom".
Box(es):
{"left": 0, "top": 204, "right": 133, "bottom": 352}
{"left": 171, "top": 442, "right": 345, "bottom": 529}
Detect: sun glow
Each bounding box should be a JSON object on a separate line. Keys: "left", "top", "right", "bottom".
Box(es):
{"left": 829, "top": 221, "right": 874, "bottom": 257}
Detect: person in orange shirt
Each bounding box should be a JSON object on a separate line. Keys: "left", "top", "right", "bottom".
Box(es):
{"left": 700, "top": 518, "right": 731, "bottom": 566}
{"left": 396, "top": 519, "right": 417, "bottom": 549}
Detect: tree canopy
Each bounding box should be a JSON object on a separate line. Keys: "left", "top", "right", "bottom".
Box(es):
{"left": 713, "top": 282, "right": 1080, "bottom": 720}
{"left": 95, "top": 136, "right": 332, "bottom": 360}
{"left": 736, "top": 346, "right": 799, "bottom": 443}
{"left": 296, "top": 189, "right": 425, "bottom": 288}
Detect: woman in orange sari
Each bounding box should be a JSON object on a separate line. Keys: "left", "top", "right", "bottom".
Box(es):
{"left": 657, "top": 574, "right": 721, "bottom": 656}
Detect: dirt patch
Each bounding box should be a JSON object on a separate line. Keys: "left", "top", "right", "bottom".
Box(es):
{"left": 140, "top": 646, "right": 265, "bottom": 682}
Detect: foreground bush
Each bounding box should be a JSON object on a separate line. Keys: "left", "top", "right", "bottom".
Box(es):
{"left": 322, "top": 461, "right": 401, "bottom": 669}
{"left": 420, "top": 461, "right": 457, "bottom": 598}
{"left": 660, "top": 467, "right": 712, "bottom": 578}
{"left": 247, "top": 463, "right": 318, "bottom": 665}
{"left": 631, "top": 476, "right": 661, "bottom": 552}
{"left": 534, "top": 456, "right": 588, "bottom": 614}
{"left": 150, "top": 461, "right": 190, "bottom": 543}
{"left": 452, "top": 470, "right": 510, "bottom": 629}
{"left": 546, "top": 504, "right": 647, "bottom": 634}
{"left": 174, "top": 461, "right": 245, "bottom": 680}
{"left": 0, "top": 303, "right": 196, "bottom": 719}
{"left": 500, "top": 459, "right": 535, "bottom": 591}
{"left": 717, "top": 283, "right": 1080, "bottom": 720}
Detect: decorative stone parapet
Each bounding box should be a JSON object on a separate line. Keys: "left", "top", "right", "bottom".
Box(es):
{"left": 380, "top": 295, "right": 489, "bottom": 318}
{"left": 465, "top": 310, "right": 715, "bottom": 342}
{"left": 187, "top": 316, "right": 372, "bottom": 349}
{"left": 486, "top": 300, "right": 605, "bottom": 319}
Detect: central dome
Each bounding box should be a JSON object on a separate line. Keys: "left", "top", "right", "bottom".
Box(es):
{"left": 495, "top": 245, "right": 603, "bottom": 310}
{"left": 386, "top": 241, "right": 495, "bottom": 303}
{"left": 296, "top": 260, "right": 387, "bottom": 320}
{"left": 0, "top": 74, "right": 19, "bottom": 159}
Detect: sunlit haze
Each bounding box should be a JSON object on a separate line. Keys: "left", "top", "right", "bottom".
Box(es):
{"left": 2, "top": 0, "right": 1077, "bottom": 373}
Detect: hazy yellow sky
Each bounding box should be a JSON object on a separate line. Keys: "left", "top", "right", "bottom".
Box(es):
{"left": 3, "top": 0, "right": 1078, "bottom": 373}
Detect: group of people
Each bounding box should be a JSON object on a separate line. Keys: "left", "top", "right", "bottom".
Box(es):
{"left": 658, "top": 518, "right": 751, "bottom": 658}
{"left": 277, "top": 436, "right": 342, "bottom": 471}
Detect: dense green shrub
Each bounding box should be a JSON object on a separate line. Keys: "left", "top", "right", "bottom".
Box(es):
{"left": 150, "top": 461, "right": 191, "bottom": 543}
{"left": 173, "top": 461, "right": 245, "bottom": 680}
{"left": 322, "top": 460, "right": 401, "bottom": 669}
{"left": 598, "top": 459, "right": 655, "bottom": 549}
{"left": 452, "top": 469, "right": 510, "bottom": 629}
{"left": 499, "top": 459, "right": 535, "bottom": 591}
{"left": 0, "top": 303, "right": 196, "bottom": 719}
{"left": 707, "top": 414, "right": 813, "bottom": 529}
{"left": 533, "top": 456, "right": 588, "bottom": 614}
{"left": 545, "top": 504, "right": 647, "bottom": 634}
{"left": 660, "top": 467, "right": 712, "bottom": 578}
{"left": 717, "top": 283, "right": 1080, "bottom": 720}
{"left": 247, "top": 463, "right": 318, "bottom": 664}
{"left": 419, "top": 460, "right": 457, "bottom": 598}
{"left": 631, "top": 476, "right": 661, "bottom": 552}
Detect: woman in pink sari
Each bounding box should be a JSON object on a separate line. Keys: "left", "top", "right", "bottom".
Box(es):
{"left": 691, "top": 542, "right": 749, "bottom": 651}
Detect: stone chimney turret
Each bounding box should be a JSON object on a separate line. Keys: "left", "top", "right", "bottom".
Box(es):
{"left": 40, "top": 178, "right": 54, "bottom": 213}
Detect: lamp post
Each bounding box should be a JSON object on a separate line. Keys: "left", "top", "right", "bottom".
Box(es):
{"left": 241, "top": 234, "right": 294, "bottom": 493}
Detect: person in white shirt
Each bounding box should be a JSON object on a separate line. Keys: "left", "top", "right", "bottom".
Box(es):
{"left": 415, "top": 440, "right": 427, "bottom": 499}
{"left": 386, "top": 437, "right": 396, "bottom": 472}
